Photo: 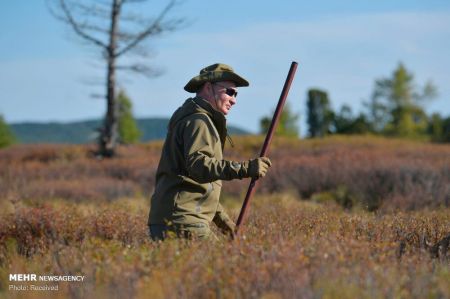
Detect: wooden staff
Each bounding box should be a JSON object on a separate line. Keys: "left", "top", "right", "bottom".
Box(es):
{"left": 235, "top": 61, "right": 299, "bottom": 234}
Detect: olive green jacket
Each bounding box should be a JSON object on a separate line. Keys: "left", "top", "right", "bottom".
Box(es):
{"left": 148, "top": 96, "right": 249, "bottom": 231}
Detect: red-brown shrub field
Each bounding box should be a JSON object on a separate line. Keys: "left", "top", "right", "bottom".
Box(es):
{"left": 0, "top": 136, "right": 449, "bottom": 298}
{"left": 0, "top": 136, "right": 448, "bottom": 210}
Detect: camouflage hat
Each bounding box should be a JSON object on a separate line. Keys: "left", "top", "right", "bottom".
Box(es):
{"left": 184, "top": 63, "right": 249, "bottom": 93}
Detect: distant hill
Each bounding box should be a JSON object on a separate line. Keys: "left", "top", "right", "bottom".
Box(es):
{"left": 10, "top": 118, "right": 251, "bottom": 144}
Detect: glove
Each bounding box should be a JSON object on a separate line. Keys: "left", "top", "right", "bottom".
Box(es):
{"left": 221, "top": 219, "right": 236, "bottom": 240}
{"left": 247, "top": 157, "right": 272, "bottom": 178}
{"left": 213, "top": 206, "right": 236, "bottom": 240}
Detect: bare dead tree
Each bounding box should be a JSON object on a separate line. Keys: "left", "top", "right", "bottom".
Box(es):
{"left": 48, "top": 0, "right": 185, "bottom": 157}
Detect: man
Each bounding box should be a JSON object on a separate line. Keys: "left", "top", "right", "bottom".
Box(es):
{"left": 148, "top": 63, "right": 272, "bottom": 241}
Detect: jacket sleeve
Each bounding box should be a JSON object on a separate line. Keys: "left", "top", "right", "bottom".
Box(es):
{"left": 213, "top": 203, "right": 236, "bottom": 235}
{"left": 182, "top": 116, "right": 249, "bottom": 183}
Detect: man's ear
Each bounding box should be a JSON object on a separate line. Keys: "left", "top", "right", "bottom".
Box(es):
{"left": 198, "top": 83, "right": 210, "bottom": 96}
{"left": 207, "top": 82, "right": 214, "bottom": 94}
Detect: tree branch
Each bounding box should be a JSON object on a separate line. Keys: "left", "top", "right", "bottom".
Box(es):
{"left": 115, "top": 0, "right": 183, "bottom": 57}
{"left": 70, "top": 1, "right": 111, "bottom": 18}
{"left": 123, "top": 0, "right": 149, "bottom": 3}
{"left": 56, "top": 0, "right": 108, "bottom": 49}
{"left": 116, "top": 64, "right": 162, "bottom": 77}
{"left": 78, "top": 23, "right": 110, "bottom": 35}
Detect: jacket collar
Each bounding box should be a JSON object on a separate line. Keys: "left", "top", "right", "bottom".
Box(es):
{"left": 192, "top": 96, "right": 227, "bottom": 147}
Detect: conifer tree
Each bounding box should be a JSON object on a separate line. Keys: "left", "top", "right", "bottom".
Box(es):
{"left": 370, "top": 63, "right": 437, "bottom": 138}
{"left": 117, "top": 90, "right": 141, "bottom": 144}
{"left": 260, "top": 102, "right": 299, "bottom": 138}
{"left": 0, "top": 115, "right": 16, "bottom": 148}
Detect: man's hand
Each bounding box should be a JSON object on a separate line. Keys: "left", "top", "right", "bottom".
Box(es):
{"left": 248, "top": 157, "right": 272, "bottom": 178}
{"left": 222, "top": 221, "right": 235, "bottom": 240}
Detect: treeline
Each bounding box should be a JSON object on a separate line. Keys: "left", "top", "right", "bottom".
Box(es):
{"left": 261, "top": 63, "right": 449, "bottom": 142}
{"left": 0, "top": 90, "right": 142, "bottom": 149}
{"left": 2, "top": 63, "right": 449, "bottom": 149}
{"left": 306, "top": 63, "right": 449, "bottom": 142}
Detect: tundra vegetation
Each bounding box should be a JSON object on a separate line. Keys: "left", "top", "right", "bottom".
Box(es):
{"left": 0, "top": 136, "right": 449, "bottom": 298}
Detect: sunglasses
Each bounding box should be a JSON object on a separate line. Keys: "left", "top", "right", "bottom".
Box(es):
{"left": 214, "top": 83, "right": 238, "bottom": 98}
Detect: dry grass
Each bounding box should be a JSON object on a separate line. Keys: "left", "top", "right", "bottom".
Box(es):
{"left": 0, "top": 136, "right": 449, "bottom": 298}
{"left": 0, "top": 136, "right": 448, "bottom": 210}
{"left": 0, "top": 195, "right": 449, "bottom": 299}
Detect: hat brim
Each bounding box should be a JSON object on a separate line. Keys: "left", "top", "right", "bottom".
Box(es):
{"left": 184, "top": 71, "right": 249, "bottom": 93}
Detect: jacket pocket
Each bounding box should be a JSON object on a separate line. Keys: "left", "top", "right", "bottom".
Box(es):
{"left": 172, "top": 175, "right": 187, "bottom": 212}
{"left": 195, "top": 182, "right": 213, "bottom": 213}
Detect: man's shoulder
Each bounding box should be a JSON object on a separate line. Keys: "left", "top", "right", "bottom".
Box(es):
{"left": 181, "top": 112, "right": 212, "bottom": 127}
{"left": 177, "top": 113, "right": 219, "bottom": 140}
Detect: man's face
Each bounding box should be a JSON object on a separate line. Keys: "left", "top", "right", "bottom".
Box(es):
{"left": 209, "top": 81, "right": 238, "bottom": 115}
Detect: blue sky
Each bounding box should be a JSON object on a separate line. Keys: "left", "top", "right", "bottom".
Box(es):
{"left": 1, "top": 0, "right": 449, "bottom": 136}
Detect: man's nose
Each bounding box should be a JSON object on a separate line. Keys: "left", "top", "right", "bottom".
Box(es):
{"left": 229, "top": 97, "right": 236, "bottom": 105}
